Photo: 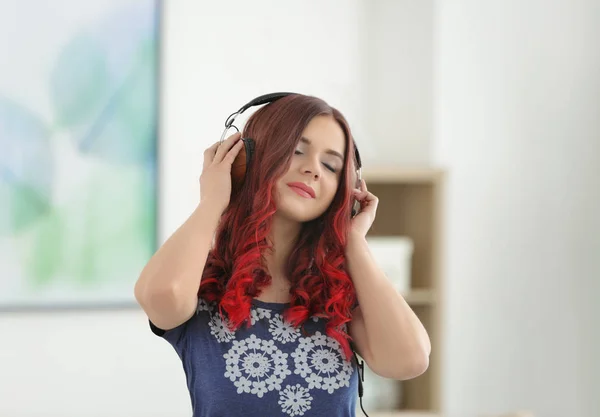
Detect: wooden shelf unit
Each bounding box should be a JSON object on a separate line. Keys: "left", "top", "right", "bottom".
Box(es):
{"left": 362, "top": 167, "right": 445, "bottom": 415}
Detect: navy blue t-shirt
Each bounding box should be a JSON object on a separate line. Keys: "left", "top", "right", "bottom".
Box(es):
{"left": 150, "top": 297, "right": 359, "bottom": 416}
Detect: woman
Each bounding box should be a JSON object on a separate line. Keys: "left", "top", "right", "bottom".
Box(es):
{"left": 134, "top": 93, "right": 431, "bottom": 416}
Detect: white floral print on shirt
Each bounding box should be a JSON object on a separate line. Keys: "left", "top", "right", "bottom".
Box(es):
{"left": 268, "top": 313, "right": 301, "bottom": 344}
{"left": 291, "top": 331, "right": 353, "bottom": 394}
{"left": 250, "top": 307, "right": 272, "bottom": 325}
{"left": 278, "top": 384, "right": 313, "bottom": 416}
{"left": 218, "top": 307, "right": 355, "bottom": 416}
{"left": 223, "top": 334, "right": 292, "bottom": 398}
{"left": 209, "top": 312, "right": 236, "bottom": 343}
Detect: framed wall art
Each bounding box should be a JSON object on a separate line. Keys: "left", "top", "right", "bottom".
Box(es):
{"left": 0, "top": 0, "right": 161, "bottom": 309}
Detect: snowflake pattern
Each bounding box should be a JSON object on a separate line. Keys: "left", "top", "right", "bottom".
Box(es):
{"left": 268, "top": 313, "right": 301, "bottom": 344}
{"left": 278, "top": 384, "right": 313, "bottom": 416}
{"left": 223, "top": 334, "right": 291, "bottom": 398}
{"left": 250, "top": 307, "right": 272, "bottom": 325}
{"left": 209, "top": 312, "right": 236, "bottom": 343}
{"left": 291, "top": 331, "right": 353, "bottom": 394}
{"left": 208, "top": 303, "right": 355, "bottom": 416}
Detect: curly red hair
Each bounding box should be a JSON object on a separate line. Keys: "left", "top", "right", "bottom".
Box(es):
{"left": 198, "top": 94, "right": 359, "bottom": 360}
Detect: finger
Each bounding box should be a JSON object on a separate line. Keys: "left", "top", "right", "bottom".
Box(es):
{"left": 352, "top": 189, "right": 368, "bottom": 200}
{"left": 363, "top": 191, "right": 377, "bottom": 202}
{"left": 362, "top": 193, "right": 378, "bottom": 211}
{"left": 214, "top": 132, "right": 241, "bottom": 163}
{"left": 222, "top": 139, "right": 245, "bottom": 165}
{"left": 203, "top": 141, "right": 221, "bottom": 167}
{"left": 354, "top": 189, "right": 377, "bottom": 203}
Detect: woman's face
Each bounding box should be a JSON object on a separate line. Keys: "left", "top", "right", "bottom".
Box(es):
{"left": 274, "top": 115, "right": 347, "bottom": 223}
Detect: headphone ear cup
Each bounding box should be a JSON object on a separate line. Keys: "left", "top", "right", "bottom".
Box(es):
{"left": 349, "top": 168, "right": 361, "bottom": 217}
{"left": 351, "top": 199, "right": 360, "bottom": 218}
{"left": 231, "top": 138, "right": 255, "bottom": 193}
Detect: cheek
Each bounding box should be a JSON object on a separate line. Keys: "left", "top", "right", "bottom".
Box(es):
{"left": 274, "top": 181, "right": 285, "bottom": 201}
{"left": 322, "top": 179, "right": 340, "bottom": 203}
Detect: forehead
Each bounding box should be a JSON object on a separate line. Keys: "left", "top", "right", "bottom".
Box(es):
{"left": 300, "top": 115, "right": 346, "bottom": 156}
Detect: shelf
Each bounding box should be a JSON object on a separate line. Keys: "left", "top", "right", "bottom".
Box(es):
{"left": 402, "top": 289, "right": 436, "bottom": 306}
{"left": 360, "top": 166, "right": 445, "bottom": 414}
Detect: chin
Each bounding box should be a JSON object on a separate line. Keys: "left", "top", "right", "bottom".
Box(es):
{"left": 275, "top": 195, "right": 328, "bottom": 223}
{"left": 276, "top": 205, "right": 321, "bottom": 223}
{"left": 273, "top": 186, "right": 320, "bottom": 222}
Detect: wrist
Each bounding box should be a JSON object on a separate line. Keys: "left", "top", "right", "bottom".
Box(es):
{"left": 195, "top": 201, "right": 224, "bottom": 223}
{"left": 346, "top": 232, "right": 367, "bottom": 253}
{"left": 347, "top": 230, "right": 367, "bottom": 244}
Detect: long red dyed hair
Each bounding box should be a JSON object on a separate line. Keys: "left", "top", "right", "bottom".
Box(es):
{"left": 198, "top": 94, "right": 359, "bottom": 359}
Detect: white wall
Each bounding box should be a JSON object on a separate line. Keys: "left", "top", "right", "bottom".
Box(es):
{"left": 0, "top": 309, "right": 191, "bottom": 417}
{"left": 433, "top": 1, "right": 600, "bottom": 416}
{"left": 362, "top": 0, "right": 434, "bottom": 166}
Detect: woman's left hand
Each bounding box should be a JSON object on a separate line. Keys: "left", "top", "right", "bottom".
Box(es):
{"left": 349, "top": 179, "right": 379, "bottom": 239}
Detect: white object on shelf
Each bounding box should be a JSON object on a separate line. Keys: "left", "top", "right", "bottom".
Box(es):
{"left": 366, "top": 236, "right": 414, "bottom": 293}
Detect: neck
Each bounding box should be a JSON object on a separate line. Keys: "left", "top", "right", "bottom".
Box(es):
{"left": 264, "top": 214, "right": 302, "bottom": 281}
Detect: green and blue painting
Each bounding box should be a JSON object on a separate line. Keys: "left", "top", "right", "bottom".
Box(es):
{"left": 0, "top": 0, "right": 159, "bottom": 307}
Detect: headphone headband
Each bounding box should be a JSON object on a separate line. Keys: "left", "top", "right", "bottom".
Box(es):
{"left": 222, "top": 92, "right": 362, "bottom": 171}
{"left": 236, "top": 92, "right": 295, "bottom": 115}
{"left": 225, "top": 92, "right": 294, "bottom": 129}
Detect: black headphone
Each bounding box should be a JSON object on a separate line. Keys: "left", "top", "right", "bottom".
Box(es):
{"left": 219, "top": 92, "right": 363, "bottom": 217}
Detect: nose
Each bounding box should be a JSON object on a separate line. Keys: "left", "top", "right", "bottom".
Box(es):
{"left": 300, "top": 157, "right": 321, "bottom": 179}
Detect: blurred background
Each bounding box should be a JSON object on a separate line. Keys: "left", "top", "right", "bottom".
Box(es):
{"left": 1, "top": 1, "right": 599, "bottom": 417}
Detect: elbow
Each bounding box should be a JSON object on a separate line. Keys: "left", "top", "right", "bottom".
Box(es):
{"left": 374, "top": 348, "right": 430, "bottom": 380}
{"left": 134, "top": 277, "right": 159, "bottom": 307}
{"left": 134, "top": 276, "right": 178, "bottom": 309}
{"left": 134, "top": 278, "right": 146, "bottom": 305}
{"left": 400, "top": 349, "right": 430, "bottom": 379}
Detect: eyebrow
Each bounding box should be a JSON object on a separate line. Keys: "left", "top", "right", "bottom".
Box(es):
{"left": 299, "top": 137, "right": 344, "bottom": 161}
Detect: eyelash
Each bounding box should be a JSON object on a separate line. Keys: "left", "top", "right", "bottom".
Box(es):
{"left": 294, "top": 150, "right": 337, "bottom": 173}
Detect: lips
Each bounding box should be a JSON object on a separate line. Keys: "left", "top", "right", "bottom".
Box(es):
{"left": 287, "top": 182, "right": 316, "bottom": 199}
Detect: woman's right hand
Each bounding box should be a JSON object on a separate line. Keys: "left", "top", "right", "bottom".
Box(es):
{"left": 199, "top": 132, "right": 245, "bottom": 214}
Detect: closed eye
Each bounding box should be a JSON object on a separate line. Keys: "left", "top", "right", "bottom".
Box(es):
{"left": 294, "top": 151, "right": 337, "bottom": 173}
{"left": 323, "top": 163, "right": 336, "bottom": 173}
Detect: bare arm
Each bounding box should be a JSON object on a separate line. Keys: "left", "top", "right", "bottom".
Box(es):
{"left": 134, "top": 132, "right": 244, "bottom": 330}
{"left": 134, "top": 202, "right": 222, "bottom": 330}
{"left": 344, "top": 178, "right": 430, "bottom": 379}
{"left": 346, "top": 234, "right": 431, "bottom": 380}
